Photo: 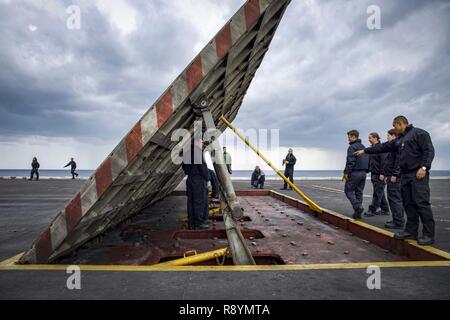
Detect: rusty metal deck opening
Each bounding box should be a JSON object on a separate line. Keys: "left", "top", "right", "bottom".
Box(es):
{"left": 44, "top": 190, "right": 449, "bottom": 268}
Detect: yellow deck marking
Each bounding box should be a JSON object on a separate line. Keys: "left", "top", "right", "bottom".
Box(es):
{"left": 0, "top": 252, "right": 24, "bottom": 266}
{"left": 406, "top": 240, "right": 450, "bottom": 260}
{"left": 351, "top": 220, "right": 395, "bottom": 237}
{"left": 1, "top": 256, "right": 449, "bottom": 272}
{"left": 311, "top": 185, "right": 371, "bottom": 198}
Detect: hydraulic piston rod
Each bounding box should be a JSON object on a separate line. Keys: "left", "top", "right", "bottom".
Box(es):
{"left": 192, "top": 97, "right": 255, "bottom": 265}
{"left": 155, "top": 248, "right": 228, "bottom": 267}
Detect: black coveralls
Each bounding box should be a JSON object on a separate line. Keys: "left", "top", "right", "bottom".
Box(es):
{"left": 64, "top": 161, "right": 78, "bottom": 179}
{"left": 344, "top": 139, "right": 369, "bottom": 211}
{"left": 368, "top": 147, "right": 389, "bottom": 214}
{"left": 182, "top": 146, "right": 210, "bottom": 229}
{"left": 251, "top": 170, "right": 265, "bottom": 189}
{"left": 283, "top": 154, "right": 297, "bottom": 189}
{"left": 384, "top": 148, "right": 404, "bottom": 225}
{"left": 30, "top": 160, "right": 40, "bottom": 181}
{"left": 365, "top": 125, "right": 435, "bottom": 238}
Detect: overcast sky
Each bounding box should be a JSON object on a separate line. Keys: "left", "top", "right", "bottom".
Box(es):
{"left": 0, "top": 0, "right": 449, "bottom": 170}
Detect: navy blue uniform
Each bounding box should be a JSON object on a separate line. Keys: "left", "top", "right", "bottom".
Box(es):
{"left": 208, "top": 169, "right": 219, "bottom": 199}
{"left": 182, "top": 146, "right": 210, "bottom": 229}
{"left": 384, "top": 147, "right": 404, "bottom": 225}
{"left": 251, "top": 170, "right": 265, "bottom": 189}
{"left": 368, "top": 145, "right": 389, "bottom": 214}
{"left": 29, "top": 159, "right": 40, "bottom": 181}
{"left": 64, "top": 160, "right": 79, "bottom": 179}
{"left": 365, "top": 125, "right": 435, "bottom": 238}
{"left": 344, "top": 139, "right": 369, "bottom": 211}
{"left": 283, "top": 154, "right": 296, "bottom": 189}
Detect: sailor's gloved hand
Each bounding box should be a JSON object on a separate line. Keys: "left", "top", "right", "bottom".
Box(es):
{"left": 342, "top": 173, "right": 349, "bottom": 182}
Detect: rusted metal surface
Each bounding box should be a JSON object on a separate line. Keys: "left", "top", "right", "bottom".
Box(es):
{"left": 59, "top": 195, "right": 405, "bottom": 266}
{"left": 19, "top": 0, "right": 292, "bottom": 264}
{"left": 270, "top": 191, "right": 449, "bottom": 261}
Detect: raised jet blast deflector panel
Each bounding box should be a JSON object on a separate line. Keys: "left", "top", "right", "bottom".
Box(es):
{"left": 19, "top": 0, "right": 291, "bottom": 264}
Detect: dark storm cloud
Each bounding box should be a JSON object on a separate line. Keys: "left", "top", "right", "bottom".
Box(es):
{"left": 0, "top": 0, "right": 449, "bottom": 168}
{"left": 233, "top": 0, "right": 450, "bottom": 166}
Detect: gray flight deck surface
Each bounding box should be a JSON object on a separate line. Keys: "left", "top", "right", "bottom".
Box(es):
{"left": 0, "top": 179, "right": 449, "bottom": 300}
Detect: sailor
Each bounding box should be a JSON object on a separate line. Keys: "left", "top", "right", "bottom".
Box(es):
{"left": 365, "top": 132, "right": 390, "bottom": 217}
{"left": 281, "top": 148, "right": 296, "bottom": 190}
{"left": 64, "top": 158, "right": 79, "bottom": 179}
{"left": 223, "top": 146, "right": 232, "bottom": 175}
{"left": 29, "top": 157, "right": 40, "bottom": 181}
{"left": 343, "top": 130, "right": 369, "bottom": 219}
{"left": 208, "top": 168, "right": 220, "bottom": 199}
{"left": 182, "top": 138, "right": 210, "bottom": 230}
{"left": 355, "top": 116, "right": 436, "bottom": 245}
{"left": 383, "top": 129, "right": 405, "bottom": 229}
{"left": 251, "top": 166, "right": 265, "bottom": 189}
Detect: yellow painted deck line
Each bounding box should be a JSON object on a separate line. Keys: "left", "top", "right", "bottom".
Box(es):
{"left": 351, "top": 220, "right": 395, "bottom": 237}
{"left": 1, "top": 260, "right": 450, "bottom": 272}
{"left": 270, "top": 190, "right": 307, "bottom": 205}
{"left": 0, "top": 252, "right": 24, "bottom": 266}
{"left": 406, "top": 240, "right": 450, "bottom": 260}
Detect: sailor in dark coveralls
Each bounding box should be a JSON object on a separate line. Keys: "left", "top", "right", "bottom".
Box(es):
{"left": 343, "top": 130, "right": 369, "bottom": 219}
{"left": 29, "top": 157, "right": 40, "bottom": 181}
{"left": 64, "top": 158, "right": 79, "bottom": 179}
{"left": 281, "top": 148, "right": 297, "bottom": 190}
{"left": 383, "top": 129, "right": 405, "bottom": 230}
{"left": 182, "top": 138, "right": 210, "bottom": 230}
{"left": 365, "top": 132, "right": 390, "bottom": 217}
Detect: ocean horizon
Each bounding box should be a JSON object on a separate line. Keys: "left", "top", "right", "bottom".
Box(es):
{"left": 1, "top": 169, "right": 449, "bottom": 180}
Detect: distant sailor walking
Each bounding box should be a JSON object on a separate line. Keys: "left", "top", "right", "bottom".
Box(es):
{"left": 64, "top": 158, "right": 79, "bottom": 179}
{"left": 182, "top": 139, "right": 210, "bottom": 230}
{"left": 29, "top": 157, "right": 40, "bottom": 181}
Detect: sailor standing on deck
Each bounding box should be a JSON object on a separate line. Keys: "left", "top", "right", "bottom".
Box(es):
{"left": 29, "top": 157, "right": 40, "bottom": 181}
{"left": 343, "top": 130, "right": 369, "bottom": 219}
{"left": 64, "top": 158, "right": 79, "bottom": 179}
{"left": 383, "top": 129, "right": 405, "bottom": 230}
{"left": 365, "top": 132, "right": 390, "bottom": 217}
{"left": 281, "top": 148, "right": 296, "bottom": 190}
{"left": 223, "top": 146, "right": 232, "bottom": 174}
{"left": 182, "top": 138, "right": 210, "bottom": 230}
{"left": 355, "top": 116, "right": 436, "bottom": 245}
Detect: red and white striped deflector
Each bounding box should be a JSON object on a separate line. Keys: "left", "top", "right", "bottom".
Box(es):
{"left": 19, "top": 0, "right": 292, "bottom": 264}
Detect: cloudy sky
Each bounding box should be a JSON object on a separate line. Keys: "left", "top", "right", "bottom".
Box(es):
{"left": 0, "top": 0, "right": 449, "bottom": 170}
